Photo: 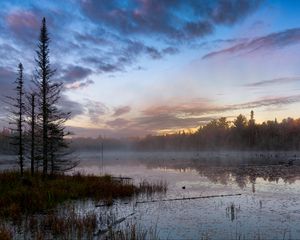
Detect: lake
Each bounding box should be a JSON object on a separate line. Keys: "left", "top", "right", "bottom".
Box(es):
{"left": 69, "top": 151, "right": 300, "bottom": 240}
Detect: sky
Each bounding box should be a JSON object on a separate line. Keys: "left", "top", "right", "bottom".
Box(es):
{"left": 1, "top": 0, "right": 300, "bottom": 138}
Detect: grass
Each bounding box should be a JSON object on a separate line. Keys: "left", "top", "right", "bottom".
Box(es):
{"left": 0, "top": 170, "right": 166, "bottom": 239}
{"left": 0, "top": 171, "right": 161, "bottom": 220}
{"left": 106, "top": 222, "right": 159, "bottom": 240}
{"left": 138, "top": 179, "right": 167, "bottom": 196}
{"left": 30, "top": 206, "right": 97, "bottom": 239}
{"left": 0, "top": 224, "right": 12, "bottom": 240}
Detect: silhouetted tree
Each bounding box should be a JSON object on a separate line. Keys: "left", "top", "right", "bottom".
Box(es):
{"left": 34, "top": 18, "right": 75, "bottom": 175}
{"left": 248, "top": 110, "right": 256, "bottom": 147}
{"left": 233, "top": 114, "right": 247, "bottom": 129}
{"left": 34, "top": 17, "right": 53, "bottom": 175}
{"left": 7, "top": 63, "right": 25, "bottom": 175}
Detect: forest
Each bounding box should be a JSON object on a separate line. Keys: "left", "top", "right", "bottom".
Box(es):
{"left": 135, "top": 112, "right": 300, "bottom": 151}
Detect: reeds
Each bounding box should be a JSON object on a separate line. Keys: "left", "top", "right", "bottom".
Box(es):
{"left": 137, "top": 179, "right": 167, "bottom": 197}
{"left": 0, "top": 171, "right": 166, "bottom": 239}
{"left": 0, "top": 171, "right": 135, "bottom": 220}
{"left": 0, "top": 224, "right": 12, "bottom": 240}
{"left": 106, "top": 222, "right": 159, "bottom": 240}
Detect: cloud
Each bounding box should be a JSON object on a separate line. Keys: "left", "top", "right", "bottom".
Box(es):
{"left": 143, "top": 95, "right": 300, "bottom": 117}
{"left": 0, "top": 66, "right": 16, "bottom": 84}
{"left": 113, "top": 106, "right": 131, "bottom": 117}
{"left": 65, "top": 79, "right": 94, "bottom": 90}
{"left": 145, "top": 46, "right": 162, "bottom": 59}
{"left": 6, "top": 10, "right": 40, "bottom": 44}
{"left": 0, "top": 67, "right": 16, "bottom": 120}
{"left": 162, "top": 47, "right": 180, "bottom": 55}
{"left": 98, "top": 61, "right": 122, "bottom": 73}
{"left": 74, "top": 32, "right": 112, "bottom": 46}
{"left": 132, "top": 114, "right": 213, "bottom": 131}
{"left": 184, "top": 20, "right": 213, "bottom": 38}
{"left": 81, "top": 40, "right": 179, "bottom": 74}
{"left": 106, "top": 118, "right": 130, "bottom": 128}
{"left": 143, "top": 99, "right": 214, "bottom": 116}
{"left": 203, "top": 28, "right": 300, "bottom": 59}
{"left": 244, "top": 77, "right": 300, "bottom": 87}
{"left": 0, "top": 44, "right": 21, "bottom": 66}
{"left": 231, "top": 95, "right": 300, "bottom": 110}
{"left": 0, "top": 67, "right": 15, "bottom": 92}
{"left": 84, "top": 100, "right": 109, "bottom": 124}
{"left": 58, "top": 95, "right": 85, "bottom": 118}
{"left": 80, "top": 0, "right": 262, "bottom": 41}
{"left": 60, "top": 65, "right": 93, "bottom": 83}
{"left": 0, "top": 0, "right": 263, "bottom": 83}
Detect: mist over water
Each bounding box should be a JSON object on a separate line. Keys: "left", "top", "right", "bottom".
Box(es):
{"left": 71, "top": 150, "right": 300, "bottom": 239}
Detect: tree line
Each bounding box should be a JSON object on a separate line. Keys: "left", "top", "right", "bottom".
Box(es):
{"left": 4, "top": 18, "right": 77, "bottom": 177}
{"left": 3, "top": 109, "right": 297, "bottom": 152}
{"left": 136, "top": 111, "right": 300, "bottom": 151}
{"left": 52, "top": 111, "right": 300, "bottom": 151}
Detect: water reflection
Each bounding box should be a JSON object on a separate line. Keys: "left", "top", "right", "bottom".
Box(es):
{"left": 141, "top": 156, "right": 300, "bottom": 188}
{"left": 59, "top": 152, "right": 300, "bottom": 239}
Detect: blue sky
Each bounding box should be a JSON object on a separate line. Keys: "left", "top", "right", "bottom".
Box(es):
{"left": 1, "top": 0, "right": 300, "bottom": 138}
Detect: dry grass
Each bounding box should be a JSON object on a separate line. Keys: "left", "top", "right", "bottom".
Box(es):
{"left": 0, "top": 171, "right": 135, "bottom": 220}
{"left": 0, "top": 171, "right": 166, "bottom": 239}
{"left": 137, "top": 179, "right": 167, "bottom": 197}
{"left": 0, "top": 224, "right": 12, "bottom": 240}
{"left": 106, "top": 222, "right": 159, "bottom": 240}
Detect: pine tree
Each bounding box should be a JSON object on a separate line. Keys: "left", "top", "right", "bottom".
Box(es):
{"left": 34, "top": 17, "right": 77, "bottom": 175}
{"left": 35, "top": 17, "right": 53, "bottom": 175}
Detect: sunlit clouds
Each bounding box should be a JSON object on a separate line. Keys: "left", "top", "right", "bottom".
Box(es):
{"left": 1, "top": 0, "right": 300, "bottom": 137}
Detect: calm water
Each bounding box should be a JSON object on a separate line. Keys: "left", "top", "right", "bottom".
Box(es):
{"left": 2, "top": 151, "right": 300, "bottom": 239}
{"left": 73, "top": 151, "right": 300, "bottom": 240}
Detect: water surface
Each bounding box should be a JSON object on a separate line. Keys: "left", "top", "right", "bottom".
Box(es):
{"left": 72, "top": 151, "right": 300, "bottom": 239}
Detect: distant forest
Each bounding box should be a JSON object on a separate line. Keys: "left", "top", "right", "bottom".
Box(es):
{"left": 2, "top": 111, "right": 300, "bottom": 152}
{"left": 136, "top": 112, "right": 300, "bottom": 151}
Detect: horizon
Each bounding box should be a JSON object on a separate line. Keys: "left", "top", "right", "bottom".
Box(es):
{"left": 1, "top": 0, "right": 300, "bottom": 138}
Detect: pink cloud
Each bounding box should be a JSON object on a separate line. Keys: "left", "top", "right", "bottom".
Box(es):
{"left": 6, "top": 10, "right": 39, "bottom": 43}
{"left": 7, "top": 10, "right": 39, "bottom": 30}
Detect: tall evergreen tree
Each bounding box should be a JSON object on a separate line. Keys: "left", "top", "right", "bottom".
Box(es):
{"left": 35, "top": 17, "right": 54, "bottom": 175}
{"left": 35, "top": 17, "right": 77, "bottom": 175}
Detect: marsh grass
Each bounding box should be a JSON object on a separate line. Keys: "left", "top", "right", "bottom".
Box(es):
{"left": 0, "top": 171, "right": 136, "bottom": 220}
{"left": 0, "top": 171, "right": 166, "bottom": 239}
{"left": 0, "top": 224, "right": 12, "bottom": 240}
{"left": 137, "top": 179, "right": 167, "bottom": 197}
{"left": 106, "top": 221, "right": 159, "bottom": 240}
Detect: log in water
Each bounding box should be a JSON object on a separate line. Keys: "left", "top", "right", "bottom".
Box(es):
{"left": 135, "top": 193, "right": 242, "bottom": 204}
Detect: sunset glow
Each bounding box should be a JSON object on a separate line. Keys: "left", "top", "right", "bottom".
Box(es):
{"left": 1, "top": 0, "right": 300, "bottom": 138}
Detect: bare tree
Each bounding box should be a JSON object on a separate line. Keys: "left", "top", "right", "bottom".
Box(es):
{"left": 7, "top": 63, "right": 25, "bottom": 175}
